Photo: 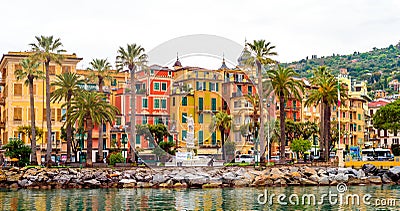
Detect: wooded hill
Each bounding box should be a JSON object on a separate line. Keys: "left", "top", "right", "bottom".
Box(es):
{"left": 283, "top": 42, "right": 400, "bottom": 93}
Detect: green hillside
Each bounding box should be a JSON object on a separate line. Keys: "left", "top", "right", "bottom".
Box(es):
{"left": 283, "top": 42, "right": 400, "bottom": 92}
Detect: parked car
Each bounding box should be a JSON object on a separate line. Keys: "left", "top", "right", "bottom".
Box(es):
{"left": 235, "top": 154, "right": 255, "bottom": 163}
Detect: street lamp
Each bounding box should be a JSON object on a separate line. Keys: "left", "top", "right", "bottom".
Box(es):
{"left": 121, "top": 133, "right": 128, "bottom": 163}
{"left": 266, "top": 97, "right": 272, "bottom": 165}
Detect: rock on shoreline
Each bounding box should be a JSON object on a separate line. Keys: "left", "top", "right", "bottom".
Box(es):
{"left": 1, "top": 164, "right": 400, "bottom": 189}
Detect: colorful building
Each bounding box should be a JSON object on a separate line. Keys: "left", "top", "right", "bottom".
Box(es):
{"left": 169, "top": 58, "right": 223, "bottom": 152}
{"left": 0, "top": 52, "right": 82, "bottom": 162}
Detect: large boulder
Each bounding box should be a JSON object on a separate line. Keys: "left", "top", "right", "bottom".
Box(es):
{"left": 318, "top": 176, "right": 330, "bottom": 185}
{"left": 300, "top": 178, "right": 318, "bottom": 185}
{"left": 334, "top": 173, "right": 349, "bottom": 183}
{"left": 303, "top": 167, "right": 317, "bottom": 177}
{"left": 368, "top": 176, "right": 382, "bottom": 184}
{"left": 152, "top": 173, "right": 168, "bottom": 184}
{"left": 309, "top": 174, "right": 320, "bottom": 182}
{"left": 362, "top": 164, "right": 378, "bottom": 175}
{"left": 84, "top": 179, "right": 100, "bottom": 186}
{"left": 270, "top": 168, "right": 284, "bottom": 177}
{"left": 389, "top": 166, "right": 400, "bottom": 175}
{"left": 186, "top": 175, "right": 209, "bottom": 186}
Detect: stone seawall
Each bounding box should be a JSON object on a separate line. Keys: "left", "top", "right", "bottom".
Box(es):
{"left": 1, "top": 164, "right": 400, "bottom": 189}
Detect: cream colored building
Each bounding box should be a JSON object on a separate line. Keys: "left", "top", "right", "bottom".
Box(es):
{"left": 0, "top": 52, "right": 82, "bottom": 161}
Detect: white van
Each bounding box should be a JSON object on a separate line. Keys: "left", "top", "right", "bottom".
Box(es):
{"left": 235, "top": 154, "right": 255, "bottom": 163}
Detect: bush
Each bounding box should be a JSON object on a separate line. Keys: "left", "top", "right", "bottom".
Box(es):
{"left": 392, "top": 144, "right": 400, "bottom": 156}
{"left": 109, "top": 152, "right": 125, "bottom": 165}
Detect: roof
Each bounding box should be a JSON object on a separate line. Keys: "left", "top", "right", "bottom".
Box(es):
{"left": 368, "top": 100, "right": 390, "bottom": 108}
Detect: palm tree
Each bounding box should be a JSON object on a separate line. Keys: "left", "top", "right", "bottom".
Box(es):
{"left": 305, "top": 66, "right": 347, "bottom": 161}
{"left": 268, "top": 65, "right": 304, "bottom": 162}
{"left": 245, "top": 93, "right": 260, "bottom": 142}
{"left": 116, "top": 44, "right": 147, "bottom": 163}
{"left": 67, "top": 91, "right": 119, "bottom": 166}
{"left": 87, "top": 58, "right": 113, "bottom": 162}
{"left": 51, "top": 73, "right": 84, "bottom": 162}
{"left": 213, "top": 111, "right": 232, "bottom": 161}
{"left": 30, "top": 35, "right": 65, "bottom": 165}
{"left": 246, "top": 39, "right": 277, "bottom": 163}
{"left": 14, "top": 59, "right": 44, "bottom": 165}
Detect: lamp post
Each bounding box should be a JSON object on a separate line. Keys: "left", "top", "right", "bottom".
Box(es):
{"left": 267, "top": 97, "right": 272, "bottom": 165}
{"left": 122, "top": 133, "right": 127, "bottom": 163}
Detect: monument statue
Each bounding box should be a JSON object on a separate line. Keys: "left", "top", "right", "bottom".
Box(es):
{"left": 187, "top": 114, "right": 194, "bottom": 133}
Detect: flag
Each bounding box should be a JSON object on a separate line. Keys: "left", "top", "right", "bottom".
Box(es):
{"left": 337, "top": 78, "right": 341, "bottom": 107}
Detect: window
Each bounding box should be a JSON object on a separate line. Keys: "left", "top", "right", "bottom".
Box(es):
{"left": 49, "top": 65, "right": 56, "bottom": 75}
{"left": 203, "top": 82, "right": 206, "bottom": 91}
{"left": 142, "top": 98, "right": 148, "bottom": 108}
{"left": 142, "top": 116, "right": 147, "bottom": 124}
{"left": 154, "top": 99, "right": 160, "bottom": 108}
{"left": 293, "top": 113, "right": 297, "bottom": 121}
{"left": 14, "top": 84, "right": 22, "bottom": 96}
{"left": 234, "top": 101, "right": 241, "bottom": 108}
{"left": 172, "top": 97, "right": 175, "bottom": 106}
{"left": 358, "top": 114, "right": 361, "bottom": 120}
{"left": 14, "top": 108, "right": 22, "bottom": 121}
{"left": 182, "top": 130, "right": 187, "bottom": 140}
{"left": 212, "top": 132, "right": 216, "bottom": 145}
{"left": 198, "top": 113, "right": 203, "bottom": 123}
{"left": 216, "top": 83, "right": 219, "bottom": 92}
{"left": 161, "top": 99, "right": 167, "bottom": 109}
{"left": 198, "top": 97, "right": 203, "bottom": 110}
{"left": 358, "top": 125, "right": 361, "bottom": 132}
{"left": 62, "top": 66, "right": 71, "bottom": 73}
{"left": 51, "top": 109, "right": 56, "bottom": 121}
{"left": 136, "top": 135, "right": 140, "bottom": 145}
{"left": 248, "top": 86, "right": 252, "bottom": 95}
{"left": 350, "top": 113, "right": 352, "bottom": 120}
{"left": 161, "top": 82, "right": 167, "bottom": 91}
{"left": 235, "top": 116, "right": 242, "bottom": 125}
{"left": 209, "top": 82, "right": 215, "bottom": 91}
{"left": 61, "top": 109, "right": 66, "bottom": 121}
{"left": 43, "top": 108, "right": 46, "bottom": 120}
{"left": 342, "top": 112, "right": 346, "bottom": 118}
{"left": 182, "top": 97, "right": 187, "bottom": 106}
{"left": 182, "top": 113, "right": 187, "bottom": 123}
{"left": 57, "top": 109, "right": 62, "bottom": 122}
{"left": 116, "top": 117, "right": 122, "bottom": 125}
{"left": 196, "top": 81, "right": 203, "bottom": 91}
{"left": 154, "top": 82, "right": 160, "bottom": 91}
{"left": 198, "top": 131, "right": 203, "bottom": 146}
{"left": 150, "top": 69, "right": 154, "bottom": 75}
{"left": 211, "top": 98, "right": 216, "bottom": 111}
{"left": 235, "top": 132, "right": 241, "bottom": 142}
{"left": 168, "top": 71, "right": 172, "bottom": 77}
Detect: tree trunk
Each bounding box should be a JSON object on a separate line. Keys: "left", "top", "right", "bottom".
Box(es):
{"left": 45, "top": 60, "right": 53, "bottom": 166}
{"left": 279, "top": 94, "right": 286, "bottom": 162}
{"left": 324, "top": 104, "right": 332, "bottom": 162}
{"left": 86, "top": 117, "right": 93, "bottom": 167}
{"left": 130, "top": 67, "right": 136, "bottom": 163}
{"left": 220, "top": 128, "right": 225, "bottom": 161}
{"left": 98, "top": 77, "right": 104, "bottom": 162}
{"left": 320, "top": 103, "right": 325, "bottom": 161}
{"left": 256, "top": 61, "right": 265, "bottom": 163}
{"left": 66, "top": 91, "right": 72, "bottom": 163}
{"left": 29, "top": 78, "right": 37, "bottom": 165}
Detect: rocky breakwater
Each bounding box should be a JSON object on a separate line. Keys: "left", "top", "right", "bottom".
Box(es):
{"left": 1, "top": 164, "right": 400, "bottom": 189}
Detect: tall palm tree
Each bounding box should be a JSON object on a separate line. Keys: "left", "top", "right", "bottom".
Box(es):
{"left": 116, "top": 44, "right": 147, "bottom": 163}
{"left": 246, "top": 39, "right": 277, "bottom": 163}
{"left": 268, "top": 65, "right": 304, "bottom": 162}
{"left": 87, "top": 58, "right": 113, "bottom": 162}
{"left": 14, "top": 59, "right": 44, "bottom": 165}
{"left": 214, "top": 111, "right": 232, "bottom": 161}
{"left": 305, "top": 66, "right": 347, "bottom": 161}
{"left": 51, "top": 73, "right": 84, "bottom": 162}
{"left": 30, "top": 35, "right": 65, "bottom": 165}
{"left": 67, "top": 91, "right": 119, "bottom": 166}
{"left": 245, "top": 93, "right": 260, "bottom": 142}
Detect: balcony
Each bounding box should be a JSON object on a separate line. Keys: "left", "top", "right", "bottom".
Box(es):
{"left": 0, "top": 121, "right": 5, "bottom": 129}
{"left": 0, "top": 79, "right": 5, "bottom": 86}
{"left": 0, "top": 97, "right": 5, "bottom": 106}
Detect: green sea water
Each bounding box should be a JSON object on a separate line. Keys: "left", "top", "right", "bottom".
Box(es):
{"left": 0, "top": 185, "right": 399, "bottom": 210}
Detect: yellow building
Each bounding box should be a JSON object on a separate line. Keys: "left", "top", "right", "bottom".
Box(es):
{"left": 332, "top": 74, "right": 370, "bottom": 150}
{"left": 0, "top": 51, "right": 82, "bottom": 161}
{"left": 169, "top": 59, "right": 223, "bottom": 151}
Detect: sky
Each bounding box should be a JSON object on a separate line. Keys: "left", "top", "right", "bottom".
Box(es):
{"left": 1, "top": 0, "right": 400, "bottom": 69}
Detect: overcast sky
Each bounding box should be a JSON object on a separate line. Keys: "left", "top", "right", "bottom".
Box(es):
{"left": 1, "top": 0, "right": 400, "bottom": 69}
